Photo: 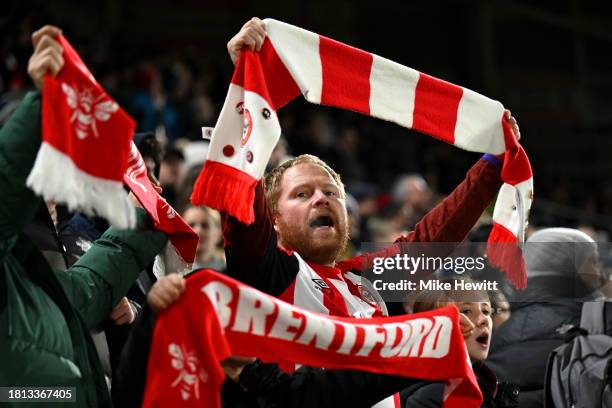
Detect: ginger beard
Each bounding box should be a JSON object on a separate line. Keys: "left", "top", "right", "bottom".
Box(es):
{"left": 275, "top": 211, "right": 349, "bottom": 265}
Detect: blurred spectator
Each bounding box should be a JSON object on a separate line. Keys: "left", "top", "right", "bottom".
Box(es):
{"left": 391, "top": 173, "right": 433, "bottom": 229}
{"left": 159, "top": 145, "right": 185, "bottom": 208}
{"left": 266, "top": 135, "right": 293, "bottom": 172}
{"left": 487, "top": 228, "right": 612, "bottom": 408}
{"left": 182, "top": 205, "right": 225, "bottom": 272}
{"left": 489, "top": 290, "right": 511, "bottom": 330}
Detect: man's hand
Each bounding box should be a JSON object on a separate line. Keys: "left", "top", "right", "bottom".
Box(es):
{"left": 147, "top": 273, "right": 186, "bottom": 314}
{"left": 27, "top": 25, "right": 64, "bottom": 91}
{"left": 110, "top": 297, "right": 136, "bottom": 325}
{"left": 227, "top": 17, "right": 267, "bottom": 65}
{"left": 504, "top": 109, "right": 521, "bottom": 141}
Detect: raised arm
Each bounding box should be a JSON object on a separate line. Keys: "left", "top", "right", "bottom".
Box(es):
{"left": 398, "top": 156, "right": 502, "bottom": 244}
{"left": 56, "top": 208, "right": 166, "bottom": 329}
{"left": 398, "top": 108, "right": 520, "bottom": 244}
{"left": 222, "top": 180, "right": 299, "bottom": 296}
{"left": 0, "top": 26, "right": 64, "bottom": 243}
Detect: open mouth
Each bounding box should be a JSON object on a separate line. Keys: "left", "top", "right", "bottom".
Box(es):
{"left": 475, "top": 332, "right": 489, "bottom": 346}
{"left": 309, "top": 215, "right": 335, "bottom": 229}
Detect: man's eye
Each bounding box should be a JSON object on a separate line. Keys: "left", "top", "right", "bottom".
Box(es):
{"left": 461, "top": 310, "right": 471, "bottom": 316}
{"left": 482, "top": 309, "right": 491, "bottom": 316}
{"left": 325, "top": 191, "right": 337, "bottom": 197}
{"left": 296, "top": 192, "right": 307, "bottom": 198}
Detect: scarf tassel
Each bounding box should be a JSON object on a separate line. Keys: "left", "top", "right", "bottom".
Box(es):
{"left": 190, "top": 160, "right": 257, "bottom": 225}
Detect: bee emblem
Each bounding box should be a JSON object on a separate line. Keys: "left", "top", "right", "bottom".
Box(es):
{"left": 62, "top": 83, "right": 119, "bottom": 139}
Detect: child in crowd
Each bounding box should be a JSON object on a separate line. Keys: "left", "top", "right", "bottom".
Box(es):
{"left": 400, "top": 277, "right": 519, "bottom": 408}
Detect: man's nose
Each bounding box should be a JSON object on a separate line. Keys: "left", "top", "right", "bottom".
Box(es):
{"left": 312, "top": 190, "right": 330, "bottom": 207}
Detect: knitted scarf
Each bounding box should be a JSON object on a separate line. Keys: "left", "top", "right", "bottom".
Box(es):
{"left": 143, "top": 270, "right": 482, "bottom": 408}
{"left": 191, "top": 19, "right": 533, "bottom": 289}
{"left": 27, "top": 34, "right": 136, "bottom": 228}
{"left": 123, "top": 142, "right": 198, "bottom": 275}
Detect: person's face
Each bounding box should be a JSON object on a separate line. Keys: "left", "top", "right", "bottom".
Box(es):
{"left": 274, "top": 163, "right": 349, "bottom": 265}
{"left": 492, "top": 300, "right": 511, "bottom": 330}
{"left": 183, "top": 207, "right": 220, "bottom": 260}
{"left": 407, "top": 179, "right": 431, "bottom": 211}
{"left": 458, "top": 301, "right": 493, "bottom": 362}
{"left": 159, "top": 159, "right": 182, "bottom": 187}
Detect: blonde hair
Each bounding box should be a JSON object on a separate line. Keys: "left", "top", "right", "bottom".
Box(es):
{"left": 264, "top": 154, "right": 345, "bottom": 212}
{"left": 412, "top": 277, "right": 490, "bottom": 314}
{"left": 182, "top": 205, "right": 221, "bottom": 229}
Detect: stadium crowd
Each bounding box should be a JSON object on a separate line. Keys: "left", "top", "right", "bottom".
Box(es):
{"left": 1, "top": 16, "right": 611, "bottom": 408}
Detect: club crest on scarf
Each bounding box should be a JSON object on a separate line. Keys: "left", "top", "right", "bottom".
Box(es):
{"left": 168, "top": 343, "right": 209, "bottom": 401}
{"left": 241, "top": 108, "right": 253, "bottom": 146}
{"left": 61, "top": 83, "right": 119, "bottom": 139}
{"left": 162, "top": 200, "right": 177, "bottom": 219}
{"left": 358, "top": 284, "right": 378, "bottom": 306}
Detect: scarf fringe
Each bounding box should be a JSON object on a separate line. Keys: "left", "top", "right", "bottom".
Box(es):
{"left": 153, "top": 241, "right": 193, "bottom": 277}
{"left": 26, "top": 142, "right": 135, "bottom": 229}
{"left": 190, "top": 160, "right": 257, "bottom": 225}
{"left": 487, "top": 222, "right": 527, "bottom": 289}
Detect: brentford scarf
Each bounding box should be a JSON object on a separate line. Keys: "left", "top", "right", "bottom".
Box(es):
{"left": 190, "top": 19, "right": 533, "bottom": 289}
{"left": 123, "top": 142, "right": 198, "bottom": 275}
{"left": 27, "top": 34, "right": 136, "bottom": 228}
{"left": 143, "top": 270, "right": 482, "bottom": 408}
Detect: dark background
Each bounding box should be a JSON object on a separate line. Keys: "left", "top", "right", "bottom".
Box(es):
{"left": 2, "top": 0, "right": 611, "bottom": 233}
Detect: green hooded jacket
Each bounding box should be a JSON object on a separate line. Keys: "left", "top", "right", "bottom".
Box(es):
{"left": 0, "top": 91, "right": 167, "bottom": 407}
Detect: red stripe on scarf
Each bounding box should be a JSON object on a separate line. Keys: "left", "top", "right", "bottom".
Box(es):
{"left": 413, "top": 73, "right": 463, "bottom": 144}
{"left": 500, "top": 119, "right": 533, "bottom": 184}
{"left": 232, "top": 39, "right": 301, "bottom": 111}
{"left": 319, "top": 35, "right": 373, "bottom": 114}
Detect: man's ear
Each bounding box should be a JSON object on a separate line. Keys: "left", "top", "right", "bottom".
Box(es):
{"left": 272, "top": 211, "right": 280, "bottom": 233}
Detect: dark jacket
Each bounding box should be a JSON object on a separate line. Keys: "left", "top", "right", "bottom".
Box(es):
{"left": 236, "top": 360, "right": 421, "bottom": 408}
{"left": 486, "top": 278, "right": 612, "bottom": 408}
{"left": 0, "top": 91, "right": 167, "bottom": 407}
{"left": 399, "top": 362, "right": 519, "bottom": 408}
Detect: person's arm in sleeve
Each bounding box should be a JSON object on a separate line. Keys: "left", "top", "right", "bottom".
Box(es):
{"left": 239, "top": 361, "right": 424, "bottom": 408}
{"left": 339, "top": 157, "right": 503, "bottom": 274}
{"left": 396, "top": 156, "right": 502, "bottom": 244}
{"left": 0, "top": 26, "right": 64, "bottom": 243}
{"left": 55, "top": 208, "right": 167, "bottom": 329}
{"left": 0, "top": 91, "right": 44, "bottom": 243}
{"left": 223, "top": 181, "right": 299, "bottom": 296}
{"left": 340, "top": 112, "right": 521, "bottom": 273}
{"left": 398, "top": 110, "right": 520, "bottom": 244}
{"left": 221, "top": 19, "right": 299, "bottom": 295}
{"left": 400, "top": 382, "right": 444, "bottom": 408}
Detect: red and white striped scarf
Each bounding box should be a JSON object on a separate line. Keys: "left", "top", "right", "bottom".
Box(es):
{"left": 143, "top": 270, "right": 482, "bottom": 408}
{"left": 123, "top": 142, "right": 198, "bottom": 275}
{"left": 191, "top": 19, "right": 533, "bottom": 288}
